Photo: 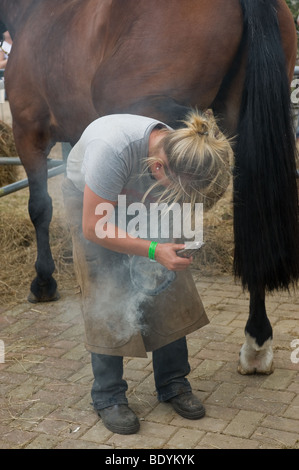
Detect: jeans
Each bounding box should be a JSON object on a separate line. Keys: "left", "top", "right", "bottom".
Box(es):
{"left": 91, "top": 337, "right": 192, "bottom": 410}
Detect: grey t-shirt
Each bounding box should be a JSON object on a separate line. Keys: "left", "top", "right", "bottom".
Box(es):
{"left": 66, "top": 114, "right": 173, "bottom": 240}
{"left": 67, "top": 114, "right": 169, "bottom": 204}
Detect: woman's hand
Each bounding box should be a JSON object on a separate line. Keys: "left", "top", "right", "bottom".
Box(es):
{"left": 154, "top": 243, "right": 192, "bottom": 271}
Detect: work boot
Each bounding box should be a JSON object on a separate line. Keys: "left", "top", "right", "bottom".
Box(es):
{"left": 97, "top": 404, "right": 140, "bottom": 434}
{"left": 168, "top": 392, "right": 205, "bottom": 419}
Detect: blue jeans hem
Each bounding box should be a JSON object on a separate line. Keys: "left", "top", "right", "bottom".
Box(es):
{"left": 93, "top": 397, "right": 128, "bottom": 411}
{"left": 157, "top": 384, "right": 192, "bottom": 403}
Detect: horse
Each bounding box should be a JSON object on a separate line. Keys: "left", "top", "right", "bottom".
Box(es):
{"left": 0, "top": 0, "right": 298, "bottom": 375}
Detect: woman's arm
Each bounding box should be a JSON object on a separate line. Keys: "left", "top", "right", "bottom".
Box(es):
{"left": 82, "top": 184, "right": 192, "bottom": 271}
{"left": 82, "top": 184, "right": 151, "bottom": 256}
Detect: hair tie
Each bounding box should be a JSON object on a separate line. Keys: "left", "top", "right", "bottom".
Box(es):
{"left": 198, "top": 131, "right": 209, "bottom": 136}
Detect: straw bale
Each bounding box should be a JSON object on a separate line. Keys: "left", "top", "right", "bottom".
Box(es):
{"left": 192, "top": 183, "right": 234, "bottom": 276}
{"left": 0, "top": 120, "right": 18, "bottom": 186}
{"left": 0, "top": 212, "right": 75, "bottom": 306}
{"left": 0, "top": 192, "right": 234, "bottom": 307}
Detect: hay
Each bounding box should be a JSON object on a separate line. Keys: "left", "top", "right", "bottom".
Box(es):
{"left": 0, "top": 120, "right": 18, "bottom": 186}
{"left": 0, "top": 127, "right": 76, "bottom": 307}
{"left": 192, "top": 183, "right": 234, "bottom": 276}
{"left": 0, "top": 188, "right": 234, "bottom": 307}
{"left": 0, "top": 211, "right": 75, "bottom": 306}
{"left": 1, "top": 168, "right": 297, "bottom": 307}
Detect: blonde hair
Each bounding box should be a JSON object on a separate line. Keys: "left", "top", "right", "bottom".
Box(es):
{"left": 144, "top": 109, "right": 233, "bottom": 210}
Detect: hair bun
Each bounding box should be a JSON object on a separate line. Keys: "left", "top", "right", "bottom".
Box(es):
{"left": 197, "top": 122, "right": 209, "bottom": 136}
{"left": 186, "top": 113, "right": 210, "bottom": 136}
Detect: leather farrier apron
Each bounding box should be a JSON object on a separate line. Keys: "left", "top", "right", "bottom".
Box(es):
{"left": 62, "top": 178, "right": 209, "bottom": 357}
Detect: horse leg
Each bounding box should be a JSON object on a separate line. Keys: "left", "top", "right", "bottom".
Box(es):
{"left": 27, "top": 166, "right": 59, "bottom": 303}
{"left": 238, "top": 287, "right": 274, "bottom": 375}
{"left": 213, "top": 102, "right": 273, "bottom": 376}
{"left": 12, "top": 118, "right": 59, "bottom": 303}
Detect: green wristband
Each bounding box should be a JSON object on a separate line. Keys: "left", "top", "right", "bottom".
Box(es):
{"left": 148, "top": 241, "right": 158, "bottom": 260}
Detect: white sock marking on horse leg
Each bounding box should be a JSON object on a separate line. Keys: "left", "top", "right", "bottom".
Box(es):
{"left": 238, "top": 332, "right": 274, "bottom": 375}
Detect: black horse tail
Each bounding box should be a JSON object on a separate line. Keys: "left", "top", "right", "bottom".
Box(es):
{"left": 234, "top": 0, "right": 299, "bottom": 292}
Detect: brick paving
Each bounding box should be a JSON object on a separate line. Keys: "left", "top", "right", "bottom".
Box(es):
{"left": 0, "top": 273, "right": 298, "bottom": 449}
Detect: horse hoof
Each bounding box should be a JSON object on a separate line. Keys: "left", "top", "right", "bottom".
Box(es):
{"left": 237, "top": 361, "right": 274, "bottom": 375}
{"left": 238, "top": 335, "right": 274, "bottom": 375}
{"left": 29, "top": 276, "right": 60, "bottom": 303}
{"left": 27, "top": 290, "right": 60, "bottom": 303}
{"left": 237, "top": 363, "right": 255, "bottom": 375}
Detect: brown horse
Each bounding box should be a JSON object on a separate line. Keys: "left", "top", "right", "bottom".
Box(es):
{"left": 0, "top": 0, "right": 298, "bottom": 374}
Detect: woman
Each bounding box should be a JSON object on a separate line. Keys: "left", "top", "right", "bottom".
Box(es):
{"left": 63, "top": 110, "right": 232, "bottom": 435}
{"left": 0, "top": 31, "right": 12, "bottom": 69}
{"left": 0, "top": 31, "right": 12, "bottom": 101}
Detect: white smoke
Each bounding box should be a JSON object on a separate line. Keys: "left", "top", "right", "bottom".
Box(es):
{"left": 89, "top": 257, "right": 153, "bottom": 344}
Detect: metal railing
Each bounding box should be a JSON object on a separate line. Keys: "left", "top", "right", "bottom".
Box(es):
{"left": 0, "top": 158, "right": 66, "bottom": 197}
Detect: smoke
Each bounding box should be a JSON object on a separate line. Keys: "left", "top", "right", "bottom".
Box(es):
{"left": 85, "top": 213, "right": 178, "bottom": 345}
{"left": 89, "top": 256, "right": 153, "bottom": 344}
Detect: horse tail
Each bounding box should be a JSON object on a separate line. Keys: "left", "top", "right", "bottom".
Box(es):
{"left": 234, "top": 0, "right": 299, "bottom": 292}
